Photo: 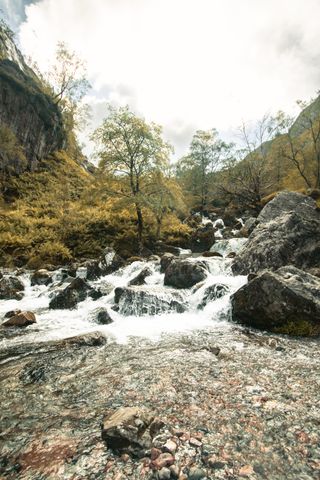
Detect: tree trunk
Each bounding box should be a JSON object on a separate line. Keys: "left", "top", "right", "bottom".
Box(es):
{"left": 135, "top": 204, "right": 144, "bottom": 251}
{"left": 156, "top": 216, "right": 162, "bottom": 240}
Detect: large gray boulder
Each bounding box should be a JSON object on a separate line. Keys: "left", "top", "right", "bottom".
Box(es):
{"left": 117, "top": 286, "right": 187, "bottom": 316}
{"left": 231, "top": 266, "right": 320, "bottom": 335}
{"left": 232, "top": 192, "right": 320, "bottom": 274}
{"left": 164, "top": 259, "right": 208, "bottom": 289}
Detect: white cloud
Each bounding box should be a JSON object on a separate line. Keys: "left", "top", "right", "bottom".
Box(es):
{"left": 16, "top": 0, "right": 320, "bottom": 158}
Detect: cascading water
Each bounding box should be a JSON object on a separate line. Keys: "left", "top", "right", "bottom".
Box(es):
{"left": 0, "top": 238, "right": 247, "bottom": 347}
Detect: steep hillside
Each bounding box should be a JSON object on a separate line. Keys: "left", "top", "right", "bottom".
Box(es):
{"left": 0, "top": 26, "right": 65, "bottom": 172}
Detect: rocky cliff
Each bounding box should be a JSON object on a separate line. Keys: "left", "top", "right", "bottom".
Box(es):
{"left": 0, "top": 26, "right": 65, "bottom": 171}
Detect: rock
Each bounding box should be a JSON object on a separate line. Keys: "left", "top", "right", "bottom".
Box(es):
{"left": 188, "top": 467, "right": 206, "bottom": 479}
{"left": 232, "top": 192, "right": 320, "bottom": 274}
{"left": 158, "top": 467, "right": 171, "bottom": 479}
{"left": 127, "top": 256, "right": 143, "bottom": 264}
{"left": 117, "top": 286, "right": 187, "bottom": 316}
{"left": 226, "top": 252, "right": 237, "bottom": 258}
{"left": 85, "top": 260, "right": 102, "bottom": 280}
{"left": 49, "top": 277, "right": 99, "bottom": 309}
{"left": 190, "top": 222, "right": 215, "bottom": 253}
{"left": 198, "top": 283, "right": 230, "bottom": 309}
{"left": 30, "top": 269, "right": 52, "bottom": 286}
{"left": 202, "top": 251, "right": 223, "bottom": 257}
{"left": 164, "top": 259, "right": 208, "bottom": 289}
{"left": 231, "top": 266, "right": 320, "bottom": 335}
{"left": 3, "top": 311, "right": 36, "bottom": 327}
{"left": 0, "top": 30, "right": 65, "bottom": 172}
{"left": 0, "top": 275, "right": 24, "bottom": 300}
{"left": 114, "top": 287, "right": 124, "bottom": 304}
{"left": 149, "top": 255, "right": 160, "bottom": 262}
{"left": 151, "top": 452, "right": 175, "bottom": 469}
{"left": 160, "top": 253, "right": 176, "bottom": 273}
{"left": 99, "top": 247, "right": 125, "bottom": 275}
{"left": 4, "top": 309, "right": 21, "bottom": 318}
{"left": 162, "top": 439, "right": 177, "bottom": 454}
{"left": 101, "top": 407, "right": 155, "bottom": 455}
{"left": 155, "top": 241, "right": 182, "bottom": 256}
{"left": 244, "top": 217, "right": 258, "bottom": 234}
{"left": 91, "top": 307, "right": 113, "bottom": 325}
{"left": 128, "top": 267, "right": 153, "bottom": 286}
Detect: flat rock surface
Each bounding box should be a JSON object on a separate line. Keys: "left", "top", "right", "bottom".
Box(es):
{"left": 0, "top": 327, "right": 319, "bottom": 479}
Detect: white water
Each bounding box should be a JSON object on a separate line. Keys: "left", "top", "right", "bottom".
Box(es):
{"left": 0, "top": 238, "right": 247, "bottom": 346}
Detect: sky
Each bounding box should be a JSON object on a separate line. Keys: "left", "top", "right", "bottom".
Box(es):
{"left": 1, "top": 0, "right": 320, "bottom": 159}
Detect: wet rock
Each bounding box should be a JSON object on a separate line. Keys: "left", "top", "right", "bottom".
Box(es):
{"left": 198, "top": 283, "right": 230, "bottom": 309}
{"left": 30, "top": 269, "right": 52, "bottom": 286}
{"left": 155, "top": 241, "right": 182, "bottom": 256}
{"left": 231, "top": 266, "right": 320, "bottom": 335}
{"left": 85, "top": 260, "right": 102, "bottom": 280}
{"left": 164, "top": 259, "right": 208, "bottom": 289}
{"left": 190, "top": 222, "right": 215, "bottom": 253}
{"left": 160, "top": 253, "right": 176, "bottom": 273}
{"left": 128, "top": 267, "right": 153, "bottom": 286}
{"left": 114, "top": 287, "right": 124, "bottom": 304}
{"left": 49, "top": 277, "right": 100, "bottom": 309}
{"left": 101, "top": 407, "right": 155, "bottom": 454}
{"left": 202, "top": 251, "right": 222, "bottom": 258}
{"left": 2, "top": 311, "right": 36, "bottom": 328}
{"left": 226, "top": 252, "right": 237, "bottom": 259}
{"left": 232, "top": 192, "right": 320, "bottom": 274}
{"left": 91, "top": 307, "right": 114, "bottom": 325}
{"left": 0, "top": 275, "right": 24, "bottom": 300}
{"left": 117, "top": 286, "right": 187, "bottom": 316}
{"left": 99, "top": 247, "right": 125, "bottom": 274}
{"left": 4, "top": 309, "right": 21, "bottom": 318}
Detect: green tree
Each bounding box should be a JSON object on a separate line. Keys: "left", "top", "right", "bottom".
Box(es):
{"left": 92, "top": 105, "right": 172, "bottom": 248}
{"left": 177, "top": 129, "right": 234, "bottom": 210}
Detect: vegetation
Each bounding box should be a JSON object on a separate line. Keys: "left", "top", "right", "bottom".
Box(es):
{"left": 1, "top": 22, "right": 320, "bottom": 268}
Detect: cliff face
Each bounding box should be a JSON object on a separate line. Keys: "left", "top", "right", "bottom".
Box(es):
{"left": 0, "top": 27, "right": 65, "bottom": 171}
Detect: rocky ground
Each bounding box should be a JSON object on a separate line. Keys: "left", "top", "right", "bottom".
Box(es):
{"left": 0, "top": 326, "right": 319, "bottom": 480}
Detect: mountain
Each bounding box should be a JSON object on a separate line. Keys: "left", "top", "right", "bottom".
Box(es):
{"left": 0, "top": 25, "right": 65, "bottom": 172}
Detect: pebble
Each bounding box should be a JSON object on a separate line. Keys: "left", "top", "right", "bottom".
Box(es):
{"left": 152, "top": 453, "right": 175, "bottom": 469}
{"left": 189, "top": 437, "right": 202, "bottom": 448}
{"left": 158, "top": 467, "right": 171, "bottom": 480}
{"left": 163, "top": 439, "right": 178, "bottom": 454}
{"left": 188, "top": 467, "right": 206, "bottom": 479}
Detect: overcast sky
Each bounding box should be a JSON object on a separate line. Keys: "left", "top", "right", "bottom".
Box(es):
{"left": 1, "top": 0, "right": 320, "bottom": 159}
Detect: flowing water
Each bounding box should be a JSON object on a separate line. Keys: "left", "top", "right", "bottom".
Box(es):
{"left": 0, "top": 236, "right": 247, "bottom": 348}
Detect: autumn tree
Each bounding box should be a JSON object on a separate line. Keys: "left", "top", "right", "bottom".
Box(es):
{"left": 220, "top": 114, "right": 287, "bottom": 210}
{"left": 177, "top": 129, "right": 233, "bottom": 211}
{"left": 145, "top": 169, "right": 186, "bottom": 239}
{"left": 92, "top": 105, "right": 172, "bottom": 248}
{"left": 281, "top": 97, "right": 320, "bottom": 189}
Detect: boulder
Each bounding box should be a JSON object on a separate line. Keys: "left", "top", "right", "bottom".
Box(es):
{"left": 244, "top": 217, "right": 258, "bottom": 234}
{"left": 117, "top": 286, "right": 187, "bottom": 316}
{"left": 0, "top": 275, "right": 24, "bottom": 300}
{"left": 128, "top": 267, "right": 153, "bottom": 286}
{"left": 190, "top": 223, "right": 215, "bottom": 253}
{"left": 3, "top": 311, "right": 36, "bottom": 328}
{"left": 99, "top": 247, "right": 125, "bottom": 275}
{"left": 114, "top": 287, "right": 124, "bottom": 304}
{"left": 160, "top": 253, "right": 175, "bottom": 273}
{"left": 4, "top": 309, "right": 21, "bottom": 318}
{"left": 154, "top": 241, "right": 181, "bottom": 256}
{"left": 198, "top": 283, "right": 230, "bottom": 309}
{"left": 232, "top": 192, "right": 320, "bottom": 274}
{"left": 164, "top": 259, "right": 208, "bottom": 289}
{"left": 101, "top": 407, "right": 157, "bottom": 455}
{"left": 49, "top": 277, "right": 100, "bottom": 310}
{"left": 91, "top": 307, "right": 113, "bottom": 325}
{"left": 231, "top": 266, "right": 320, "bottom": 335}
{"left": 30, "top": 269, "right": 52, "bottom": 286}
